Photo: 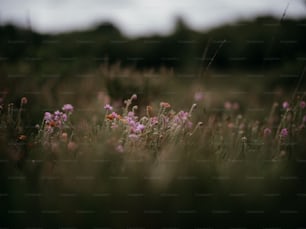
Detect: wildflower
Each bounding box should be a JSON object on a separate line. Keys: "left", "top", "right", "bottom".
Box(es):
{"left": 150, "top": 117, "right": 158, "bottom": 125}
{"left": 280, "top": 128, "right": 288, "bottom": 138}
{"left": 224, "top": 101, "right": 232, "bottom": 110}
{"left": 67, "top": 141, "right": 77, "bottom": 152}
{"left": 186, "top": 120, "right": 193, "bottom": 129}
{"left": 135, "top": 123, "right": 145, "bottom": 133}
{"left": 263, "top": 128, "right": 272, "bottom": 136}
{"left": 21, "top": 97, "right": 28, "bottom": 105}
{"left": 232, "top": 102, "right": 240, "bottom": 111}
{"left": 128, "top": 134, "right": 139, "bottom": 141}
{"left": 111, "top": 123, "right": 119, "bottom": 129}
{"left": 115, "top": 144, "right": 124, "bottom": 153}
{"left": 104, "top": 104, "right": 113, "bottom": 111}
{"left": 61, "top": 113, "right": 67, "bottom": 121}
{"left": 62, "top": 104, "right": 74, "bottom": 113}
{"left": 300, "top": 101, "right": 306, "bottom": 109}
{"left": 160, "top": 102, "right": 171, "bottom": 108}
{"left": 61, "top": 132, "right": 68, "bottom": 142}
{"left": 282, "top": 101, "right": 289, "bottom": 109}
{"left": 106, "top": 112, "right": 120, "bottom": 120}
{"left": 128, "top": 111, "right": 136, "bottom": 118}
{"left": 177, "top": 111, "right": 189, "bottom": 121}
{"left": 227, "top": 123, "right": 234, "bottom": 129}
{"left": 54, "top": 110, "right": 62, "bottom": 120}
{"left": 194, "top": 91, "right": 204, "bottom": 101}
{"left": 44, "top": 112, "right": 52, "bottom": 121}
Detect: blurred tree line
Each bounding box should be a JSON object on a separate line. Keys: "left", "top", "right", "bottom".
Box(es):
{"left": 0, "top": 15, "right": 306, "bottom": 78}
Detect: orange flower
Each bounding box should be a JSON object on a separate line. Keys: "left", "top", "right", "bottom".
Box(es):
{"left": 160, "top": 102, "right": 171, "bottom": 108}
{"left": 49, "top": 120, "right": 56, "bottom": 127}
{"left": 106, "top": 114, "right": 115, "bottom": 120}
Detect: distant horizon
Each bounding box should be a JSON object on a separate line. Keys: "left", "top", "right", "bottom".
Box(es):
{"left": 0, "top": 0, "right": 306, "bottom": 37}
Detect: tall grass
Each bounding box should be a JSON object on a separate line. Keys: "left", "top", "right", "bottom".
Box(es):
{"left": 1, "top": 70, "right": 306, "bottom": 227}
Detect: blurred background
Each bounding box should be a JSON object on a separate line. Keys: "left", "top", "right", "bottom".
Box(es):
{"left": 1, "top": 0, "right": 306, "bottom": 109}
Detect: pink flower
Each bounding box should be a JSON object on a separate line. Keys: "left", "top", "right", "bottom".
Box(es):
{"left": 227, "top": 123, "right": 234, "bottom": 129}
{"left": 67, "top": 141, "right": 77, "bottom": 151}
{"left": 194, "top": 92, "right": 204, "bottom": 101}
{"left": 282, "top": 101, "right": 289, "bottom": 109}
{"left": 128, "top": 111, "right": 136, "bottom": 118}
{"left": 115, "top": 144, "right": 124, "bottom": 153}
{"left": 150, "top": 117, "right": 158, "bottom": 125}
{"left": 62, "top": 104, "right": 74, "bottom": 113}
{"left": 104, "top": 104, "right": 113, "bottom": 111}
{"left": 224, "top": 101, "right": 232, "bottom": 110}
{"left": 232, "top": 102, "right": 240, "bottom": 111}
{"left": 160, "top": 102, "right": 171, "bottom": 108}
{"left": 186, "top": 120, "right": 193, "bottom": 129}
{"left": 263, "top": 128, "right": 272, "bottom": 136}
{"left": 280, "top": 128, "right": 288, "bottom": 138}
{"left": 111, "top": 123, "right": 118, "bottom": 129}
{"left": 128, "top": 134, "right": 139, "bottom": 141}
{"left": 300, "top": 101, "right": 306, "bottom": 109}
{"left": 44, "top": 112, "right": 52, "bottom": 121}
{"left": 178, "top": 111, "right": 189, "bottom": 121}
{"left": 21, "top": 97, "right": 28, "bottom": 105}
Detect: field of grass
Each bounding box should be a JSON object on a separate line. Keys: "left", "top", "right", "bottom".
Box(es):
{"left": 1, "top": 63, "right": 306, "bottom": 227}
{"left": 1, "top": 13, "right": 306, "bottom": 228}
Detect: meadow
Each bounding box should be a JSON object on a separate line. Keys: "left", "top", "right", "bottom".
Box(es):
{"left": 1, "top": 16, "right": 306, "bottom": 228}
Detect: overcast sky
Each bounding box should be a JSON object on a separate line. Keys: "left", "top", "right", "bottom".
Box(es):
{"left": 0, "top": 0, "right": 305, "bottom": 36}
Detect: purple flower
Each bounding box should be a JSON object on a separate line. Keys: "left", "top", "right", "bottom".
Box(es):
{"left": 127, "top": 118, "right": 136, "bottom": 127}
{"left": 280, "top": 128, "right": 288, "bottom": 138}
{"left": 53, "top": 110, "right": 62, "bottom": 120}
{"left": 62, "top": 113, "right": 67, "bottom": 122}
{"left": 128, "top": 111, "right": 137, "bottom": 119}
{"left": 62, "top": 104, "right": 74, "bottom": 113}
{"left": 104, "top": 104, "right": 113, "bottom": 111}
{"left": 282, "top": 101, "right": 289, "bottom": 109}
{"left": 136, "top": 124, "right": 145, "bottom": 132}
{"left": 300, "top": 101, "right": 306, "bottom": 109}
{"left": 263, "top": 128, "right": 272, "bottom": 136}
{"left": 44, "top": 112, "right": 52, "bottom": 121}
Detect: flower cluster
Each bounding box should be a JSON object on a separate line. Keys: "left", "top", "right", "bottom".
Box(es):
{"left": 43, "top": 104, "right": 73, "bottom": 131}
{"left": 103, "top": 96, "right": 198, "bottom": 152}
